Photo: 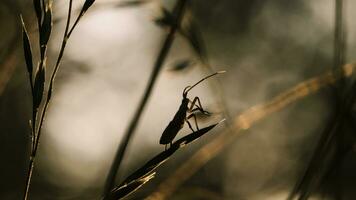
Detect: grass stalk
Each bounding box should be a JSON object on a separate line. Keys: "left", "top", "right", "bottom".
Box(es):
{"left": 34, "top": 0, "right": 73, "bottom": 150}
{"left": 102, "top": 0, "right": 189, "bottom": 197}
{"left": 333, "top": 0, "right": 345, "bottom": 70}
{"left": 23, "top": 1, "right": 74, "bottom": 199}
{"left": 288, "top": 1, "right": 348, "bottom": 199}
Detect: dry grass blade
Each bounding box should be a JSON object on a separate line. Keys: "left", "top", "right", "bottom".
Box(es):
{"left": 127, "top": 123, "right": 220, "bottom": 185}
{"left": 32, "top": 0, "right": 42, "bottom": 27}
{"left": 20, "top": 16, "right": 33, "bottom": 80}
{"left": 82, "top": 0, "right": 96, "bottom": 13}
{"left": 105, "top": 122, "right": 222, "bottom": 200}
{"left": 146, "top": 63, "right": 356, "bottom": 200}
{"left": 39, "top": 3, "right": 52, "bottom": 58}
{"left": 105, "top": 173, "right": 156, "bottom": 200}
{"left": 175, "top": 122, "right": 221, "bottom": 146}
{"left": 33, "top": 64, "right": 45, "bottom": 109}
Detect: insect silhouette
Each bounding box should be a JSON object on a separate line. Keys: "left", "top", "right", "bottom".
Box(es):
{"left": 159, "top": 71, "right": 226, "bottom": 150}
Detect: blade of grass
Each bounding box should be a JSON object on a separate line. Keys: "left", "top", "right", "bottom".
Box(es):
{"left": 333, "top": 0, "right": 345, "bottom": 71}
{"left": 102, "top": 0, "right": 189, "bottom": 197}
{"left": 104, "top": 122, "right": 222, "bottom": 200}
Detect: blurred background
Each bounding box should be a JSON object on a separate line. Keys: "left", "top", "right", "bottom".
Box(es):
{"left": 1, "top": 0, "right": 356, "bottom": 199}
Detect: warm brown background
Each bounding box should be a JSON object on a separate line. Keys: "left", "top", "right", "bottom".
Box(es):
{"left": 1, "top": 0, "right": 355, "bottom": 199}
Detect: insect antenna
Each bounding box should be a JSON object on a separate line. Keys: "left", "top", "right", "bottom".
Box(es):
{"left": 183, "top": 70, "right": 226, "bottom": 95}
{"left": 182, "top": 86, "right": 192, "bottom": 96}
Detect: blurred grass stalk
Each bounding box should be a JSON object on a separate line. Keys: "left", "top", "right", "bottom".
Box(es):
{"left": 0, "top": 2, "right": 20, "bottom": 96}
{"left": 102, "top": 0, "right": 189, "bottom": 197}
{"left": 288, "top": 0, "right": 348, "bottom": 199}
{"left": 146, "top": 63, "right": 356, "bottom": 200}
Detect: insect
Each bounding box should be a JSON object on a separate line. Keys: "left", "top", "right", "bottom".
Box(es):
{"left": 159, "top": 71, "right": 226, "bottom": 150}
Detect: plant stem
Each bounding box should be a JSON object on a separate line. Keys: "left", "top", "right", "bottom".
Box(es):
{"left": 333, "top": 0, "right": 345, "bottom": 70}
{"left": 102, "top": 0, "right": 189, "bottom": 197}
{"left": 287, "top": 1, "right": 348, "bottom": 199}
{"left": 22, "top": 1, "right": 73, "bottom": 199}
{"left": 23, "top": 159, "right": 34, "bottom": 200}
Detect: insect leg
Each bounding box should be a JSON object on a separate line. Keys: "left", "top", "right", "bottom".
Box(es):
{"left": 190, "top": 107, "right": 211, "bottom": 116}
{"left": 185, "top": 119, "right": 195, "bottom": 132}
{"left": 189, "top": 96, "right": 210, "bottom": 115}
{"left": 187, "top": 113, "right": 199, "bottom": 130}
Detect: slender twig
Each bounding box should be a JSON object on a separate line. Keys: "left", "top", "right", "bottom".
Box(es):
{"left": 332, "top": 0, "right": 346, "bottom": 94}
{"left": 102, "top": 0, "right": 189, "bottom": 197}
{"left": 146, "top": 64, "right": 356, "bottom": 200}
{"left": 333, "top": 0, "right": 345, "bottom": 70}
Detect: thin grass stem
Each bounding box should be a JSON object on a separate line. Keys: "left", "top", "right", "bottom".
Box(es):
{"left": 23, "top": 1, "right": 73, "bottom": 199}
{"left": 102, "top": 0, "right": 189, "bottom": 197}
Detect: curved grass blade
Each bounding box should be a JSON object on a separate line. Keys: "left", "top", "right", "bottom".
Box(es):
{"left": 20, "top": 16, "right": 33, "bottom": 78}
{"left": 123, "top": 122, "right": 221, "bottom": 185}
{"left": 81, "top": 0, "right": 96, "bottom": 15}
{"left": 33, "top": 0, "right": 42, "bottom": 27}
{"left": 104, "top": 172, "right": 156, "bottom": 200}
{"left": 175, "top": 121, "right": 221, "bottom": 147}
{"left": 40, "top": 4, "right": 52, "bottom": 58}
{"left": 122, "top": 145, "right": 180, "bottom": 186}
{"left": 106, "top": 121, "right": 223, "bottom": 199}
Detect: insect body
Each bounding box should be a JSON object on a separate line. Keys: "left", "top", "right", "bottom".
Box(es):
{"left": 159, "top": 71, "right": 225, "bottom": 149}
